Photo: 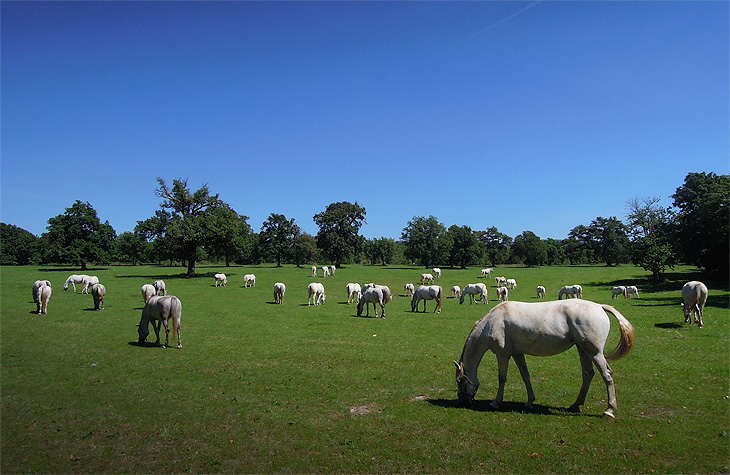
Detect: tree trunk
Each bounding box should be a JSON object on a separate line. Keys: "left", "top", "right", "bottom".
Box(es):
{"left": 187, "top": 260, "right": 196, "bottom": 276}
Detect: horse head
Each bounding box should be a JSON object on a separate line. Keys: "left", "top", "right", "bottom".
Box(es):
{"left": 454, "top": 361, "right": 479, "bottom": 407}
{"left": 137, "top": 320, "right": 150, "bottom": 343}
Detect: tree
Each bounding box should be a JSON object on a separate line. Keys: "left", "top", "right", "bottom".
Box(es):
{"left": 115, "top": 231, "right": 147, "bottom": 266}
{"left": 291, "top": 230, "right": 318, "bottom": 267}
{"left": 672, "top": 172, "right": 730, "bottom": 278}
{"left": 512, "top": 230, "right": 547, "bottom": 266}
{"left": 446, "top": 225, "right": 481, "bottom": 269}
{"left": 0, "top": 223, "right": 39, "bottom": 265}
{"left": 259, "top": 213, "right": 297, "bottom": 267}
{"left": 401, "top": 215, "right": 447, "bottom": 268}
{"left": 135, "top": 209, "right": 178, "bottom": 266}
{"left": 475, "top": 227, "right": 512, "bottom": 267}
{"left": 365, "top": 237, "right": 396, "bottom": 266}
{"left": 544, "top": 238, "right": 566, "bottom": 265}
{"left": 626, "top": 197, "right": 676, "bottom": 283}
{"left": 153, "top": 177, "right": 225, "bottom": 276}
{"left": 205, "top": 206, "right": 253, "bottom": 266}
{"left": 588, "top": 217, "right": 630, "bottom": 266}
{"left": 313, "top": 201, "right": 366, "bottom": 268}
{"left": 43, "top": 200, "right": 116, "bottom": 269}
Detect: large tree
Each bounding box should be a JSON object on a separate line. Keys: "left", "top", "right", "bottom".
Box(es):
{"left": 512, "top": 230, "right": 547, "bottom": 266}
{"left": 313, "top": 201, "right": 366, "bottom": 268}
{"left": 625, "top": 197, "right": 676, "bottom": 283}
{"left": 474, "top": 227, "right": 512, "bottom": 267}
{"left": 446, "top": 225, "right": 481, "bottom": 269}
{"left": 203, "top": 206, "right": 253, "bottom": 266}
{"left": 672, "top": 172, "right": 730, "bottom": 278}
{"left": 43, "top": 200, "right": 116, "bottom": 269}
{"left": 259, "top": 213, "right": 297, "bottom": 267}
{"left": 0, "top": 223, "right": 39, "bottom": 265}
{"left": 401, "top": 215, "right": 447, "bottom": 268}
{"left": 365, "top": 237, "right": 396, "bottom": 266}
{"left": 115, "top": 231, "right": 148, "bottom": 266}
{"left": 587, "top": 217, "right": 630, "bottom": 266}
{"left": 153, "top": 177, "right": 225, "bottom": 276}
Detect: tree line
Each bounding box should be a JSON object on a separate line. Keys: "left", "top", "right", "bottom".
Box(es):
{"left": 1, "top": 172, "right": 727, "bottom": 281}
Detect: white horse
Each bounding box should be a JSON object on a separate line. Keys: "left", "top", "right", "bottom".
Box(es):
{"left": 626, "top": 286, "right": 640, "bottom": 299}
{"left": 243, "top": 274, "right": 256, "bottom": 287}
{"left": 81, "top": 275, "right": 99, "bottom": 294}
{"left": 536, "top": 286, "right": 546, "bottom": 298}
{"left": 91, "top": 283, "right": 106, "bottom": 310}
{"left": 559, "top": 285, "right": 583, "bottom": 300}
{"left": 274, "top": 282, "right": 286, "bottom": 304}
{"left": 496, "top": 286, "right": 509, "bottom": 302}
{"left": 481, "top": 268, "right": 493, "bottom": 278}
{"left": 506, "top": 278, "right": 517, "bottom": 289}
{"left": 611, "top": 286, "right": 627, "bottom": 299}
{"left": 330, "top": 265, "right": 336, "bottom": 275}
{"left": 494, "top": 276, "right": 507, "bottom": 287}
{"left": 214, "top": 273, "right": 227, "bottom": 287}
{"left": 64, "top": 274, "right": 89, "bottom": 292}
{"left": 362, "top": 283, "right": 392, "bottom": 314}
{"left": 32, "top": 280, "right": 51, "bottom": 303}
{"left": 141, "top": 284, "right": 156, "bottom": 303}
{"left": 311, "top": 265, "right": 317, "bottom": 277}
{"left": 460, "top": 283, "right": 488, "bottom": 305}
{"left": 137, "top": 295, "right": 182, "bottom": 349}
{"left": 433, "top": 268, "right": 441, "bottom": 278}
{"left": 455, "top": 299, "right": 634, "bottom": 420}
{"left": 682, "top": 281, "right": 708, "bottom": 328}
{"left": 153, "top": 280, "right": 167, "bottom": 296}
{"left": 322, "top": 266, "right": 330, "bottom": 277}
{"left": 36, "top": 283, "right": 52, "bottom": 314}
{"left": 420, "top": 273, "right": 435, "bottom": 284}
{"left": 411, "top": 285, "right": 443, "bottom": 313}
{"left": 451, "top": 285, "right": 461, "bottom": 299}
{"left": 404, "top": 283, "right": 415, "bottom": 298}
{"left": 357, "top": 287, "right": 387, "bottom": 318}
{"left": 307, "top": 283, "right": 326, "bottom": 306}
{"left": 346, "top": 283, "right": 362, "bottom": 304}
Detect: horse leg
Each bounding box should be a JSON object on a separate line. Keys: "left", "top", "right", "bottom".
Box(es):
{"left": 592, "top": 353, "right": 617, "bottom": 420}
{"left": 162, "top": 319, "right": 170, "bottom": 348}
{"left": 492, "top": 353, "right": 510, "bottom": 409}
{"left": 569, "top": 347, "right": 595, "bottom": 413}
{"left": 380, "top": 301, "right": 385, "bottom": 319}
{"left": 152, "top": 321, "right": 162, "bottom": 346}
{"left": 512, "top": 354, "right": 535, "bottom": 409}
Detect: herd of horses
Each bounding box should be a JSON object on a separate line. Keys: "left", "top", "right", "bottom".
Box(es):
{"left": 29, "top": 268, "right": 710, "bottom": 420}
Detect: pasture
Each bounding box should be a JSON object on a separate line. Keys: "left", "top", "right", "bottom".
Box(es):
{"left": 1, "top": 264, "right": 728, "bottom": 473}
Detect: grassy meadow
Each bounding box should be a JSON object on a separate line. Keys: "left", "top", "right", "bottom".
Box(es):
{"left": 1, "top": 263, "right": 728, "bottom": 473}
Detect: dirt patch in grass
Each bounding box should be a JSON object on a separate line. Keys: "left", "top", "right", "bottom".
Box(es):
{"left": 349, "top": 404, "right": 382, "bottom": 415}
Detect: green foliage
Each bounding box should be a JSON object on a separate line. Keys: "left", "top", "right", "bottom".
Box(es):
{"left": 512, "top": 230, "right": 547, "bottom": 266}
{"left": 626, "top": 197, "right": 676, "bottom": 282}
{"left": 364, "top": 237, "right": 396, "bottom": 265}
{"left": 475, "top": 227, "right": 512, "bottom": 267}
{"left": 1, "top": 264, "right": 728, "bottom": 473}
{"left": 401, "top": 215, "right": 448, "bottom": 268}
{"left": 43, "top": 200, "right": 116, "bottom": 269}
{"left": 114, "top": 231, "right": 147, "bottom": 265}
{"left": 313, "top": 201, "right": 367, "bottom": 267}
{"left": 672, "top": 172, "right": 730, "bottom": 278}
{"left": 446, "top": 225, "right": 481, "bottom": 269}
{"left": 259, "top": 213, "right": 297, "bottom": 267}
{"left": 0, "top": 223, "right": 39, "bottom": 265}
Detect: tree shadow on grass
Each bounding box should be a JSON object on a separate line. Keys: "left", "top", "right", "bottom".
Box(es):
{"left": 426, "top": 398, "right": 601, "bottom": 418}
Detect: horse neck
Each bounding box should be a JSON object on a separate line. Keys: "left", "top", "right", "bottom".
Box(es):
{"left": 460, "top": 318, "right": 491, "bottom": 385}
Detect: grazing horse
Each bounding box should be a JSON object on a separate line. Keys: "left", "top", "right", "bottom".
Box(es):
{"left": 420, "top": 273, "right": 435, "bottom": 284}
{"left": 559, "top": 285, "right": 582, "bottom": 300}
{"left": 451, "top": 285, "right": 461, "bottom": 299}
{"left": 32, "top": 280, "right": 51, "bottom": 303}
{"left": 460, "top": 283, "right": 488, "bottom": 305}
{"left": 36, "top": 283, "right": 52, "bottom": 314}
{"left": 357, "top": 287, "right": 387, "bottom": 318}
{"left": 432, "top": 268, "right": 441, "bottom": 278}
{"left": 682, "top": 281, "right": 708, "bottom": 328}
{"left": 330, "top": 265, "right": 336, "bottom": 276}
{"left": 81, "top": 275, "right": 99, "bottom": 294}
{"left": 494, "top": 276, "right": 507, "bottom": 287}
{"left": 91, "top": 283, "right": 106, "bottom": 310}
{"left": 137, "top": 295, "right": 182, "bottom": 349}
{"left": 64, "top": 274, "right": 88, "bottom": 292}
{"left": 481, "top": 268, "right": 493, "bottom": 278}
{"left": 455, "top": 299, "right": 634, "bottom": 420}
{"left": 496, "top": 286, "right": 509, "bottom": 302}
{"left": 626, "top": 286, "right": 640, "bottom": 299}
{"left": 506, "top": 278, "right": 517, "bottom": 289}
{"left": 536, "top": 286, "right": 546, "bottom": 299}
{"left": 274, "top": 282, "right": 286, "bottom": 304}
{"left": 214, "top": 273, "right": 227, "bottom": 287}
{"left": 346, "top": 283, "right": 362, "bottom": 304}
{"left": 311, "top": 266, "right": 317, "bottom": 277}
{"left": 153, "top": 280, "right": 167, "bottom": 296}
{"left": 322, "top": 266, "right": 330, "bottom": 277}
{"left": 243, "top": 274, "right": 256, "bottom": 287}
{"left": 411, "top": 285, "right": 443, "bottom": 313}
{"left": 612, "top": 286, "right": 627, "bottom": 299}
{"left": 141, "top": 284, "right": 156, "bottom": 303}
{"left": 307, "top": 283, "right": 326, "bottom": 306}
{"left": 404, "top": 283, "right": 415, "bottom": 298}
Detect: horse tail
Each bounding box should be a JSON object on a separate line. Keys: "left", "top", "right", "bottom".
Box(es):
{"left": 170, "top": 296, "right": 182, "bottom": 345}
{"left": 437, "top": 286, "right": 443, "bottom": 312}
{"left": 602, "top": 304, "right": 634, "bottom": 362}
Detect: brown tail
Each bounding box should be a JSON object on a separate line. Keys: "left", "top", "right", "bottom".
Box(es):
{"left": 602, "top": 304, "right": 634, "bottom": 361}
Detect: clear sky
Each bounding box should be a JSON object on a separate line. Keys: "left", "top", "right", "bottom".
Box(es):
{"left": 2, "top": 1, "right": 728, "bottom": 241}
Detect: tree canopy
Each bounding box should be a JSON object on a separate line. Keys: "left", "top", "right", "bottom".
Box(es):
{"left": 313, "top": 201, "right": 366, "bottom": 268}
{"left": 401, "top": 215, "right": 447, "bottom": 268}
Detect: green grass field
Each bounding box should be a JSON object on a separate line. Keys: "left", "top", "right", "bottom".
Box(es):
{"left": 1, "top": 264, "right": 728, "bottom": 473}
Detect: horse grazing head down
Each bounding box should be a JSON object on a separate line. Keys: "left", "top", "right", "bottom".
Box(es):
{"left": 454, "top": 361, "right": 479, "bottom": 407}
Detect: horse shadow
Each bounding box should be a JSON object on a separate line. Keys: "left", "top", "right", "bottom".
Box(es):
{"left": 655, "top": 322, "right": 683, "bottom": 329}
{"left": 128, "top": 341, "right": 165, "bottom": 349}
{"left": 426, "top": 398, "right": 601, "bottom": 418}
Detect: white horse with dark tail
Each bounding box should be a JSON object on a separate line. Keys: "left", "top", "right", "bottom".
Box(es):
{"left": 411, "top": 285, "right": 443, "bottom": 313}
{"left": 455, "top": 299, "right": 633, "bottom": 420}
{"left": 460, "top": 283, "right": 488, "bottom": 305}
{"left": 36, "top": 283, "right": 52, "bottom": 314}
{"left": 137, "top": 295, "right": 182, "bottom": 348}
{"left": 91, "top": 283, "right": 106, "bottom": 310}
{"left": 32, "top": 280, "right": 51, "bottom": 303}
{"left": 64, "top": 274, "right": 89, "bottom": 292}
{"left": 357, "top": 287, "right": 387, "bottom": 318}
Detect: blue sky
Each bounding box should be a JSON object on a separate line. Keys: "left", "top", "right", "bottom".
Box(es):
{"left": 2, "top": 1, "right": 728, "bottom": 241}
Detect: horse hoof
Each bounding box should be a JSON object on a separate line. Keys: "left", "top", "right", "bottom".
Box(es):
{"left": 602, "top": 411, "right": 615, "bottom": 421}
{"left": 177, "top": 345, "right": 182, "bottom": 349}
